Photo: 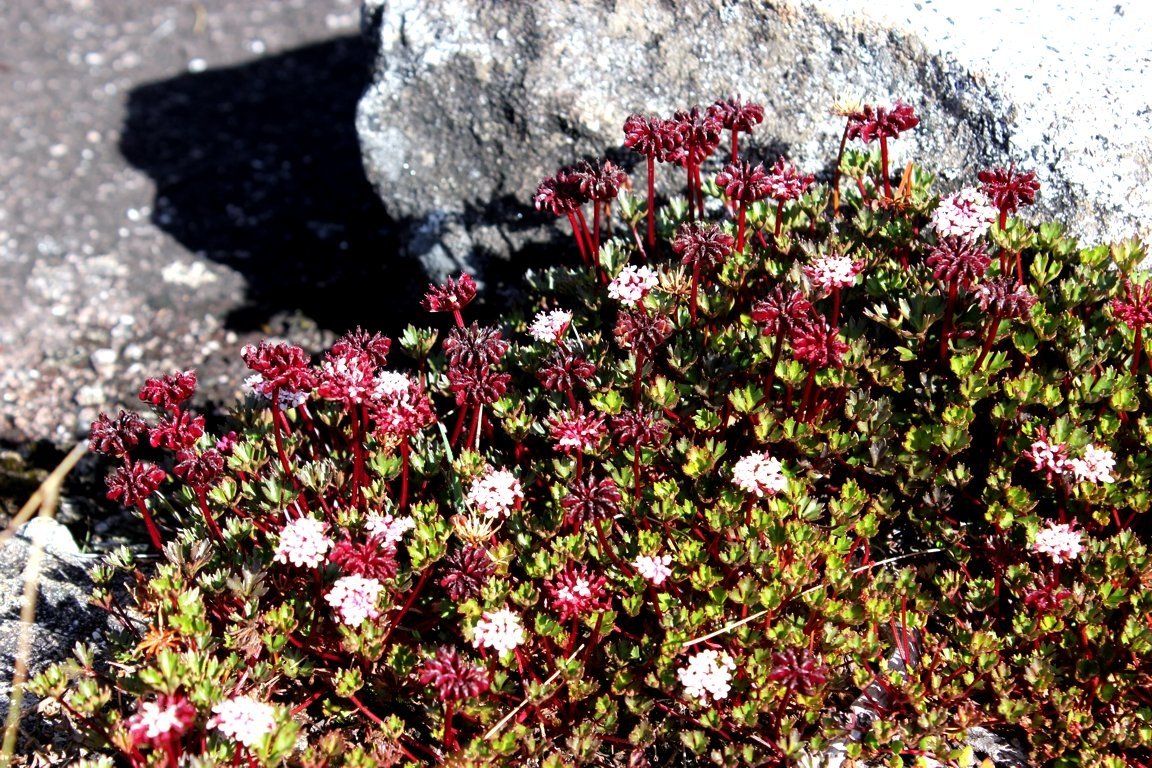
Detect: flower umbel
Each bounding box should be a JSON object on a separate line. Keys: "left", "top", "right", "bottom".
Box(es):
{"left": 208, "top": 696, "right": 278, "bottom": 748}
{"left": 678, "top": 649, "right": 736, "bottom": 704}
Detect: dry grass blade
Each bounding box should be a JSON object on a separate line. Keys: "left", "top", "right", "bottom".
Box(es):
{"left": 0, "top": 442, "right": 88, "bottom": 768}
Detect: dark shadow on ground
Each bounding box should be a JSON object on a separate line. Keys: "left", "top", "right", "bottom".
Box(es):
{"left": 120, "top": 35, "right": 426, "bottom": 338}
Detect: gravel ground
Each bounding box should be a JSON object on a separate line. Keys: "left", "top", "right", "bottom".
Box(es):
{"left": 0, "top": 0, "right": 425, "bottom": 469}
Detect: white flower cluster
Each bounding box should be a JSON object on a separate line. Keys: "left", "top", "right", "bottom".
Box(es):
{"left": 528, "top": 309, "right": 574, "bottom": 343}
{"left": 633, "top": 554, "right": 673, "bottom": 586}
{"left": 467, "top": 468, "right": 524, "bottom": 518}
{"left": 607, "top": 265, "right": 658, "bottom": 306}
{"left": 1033, "top": 522, "right": 1084, "bottom": 565}
{"left": 678, "top": 648, "right": 736, "bottom": 703}
{"left": 273, "top": 516, "right": 333, "bottom": 569}
{"left": 471, "top": 607, "right": 526, "bottom": 654}
{"left": 732, "top": 452, "right": 788, "bottom": 498}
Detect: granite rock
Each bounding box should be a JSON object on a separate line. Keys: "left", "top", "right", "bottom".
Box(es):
{"left": 355, "top": 0, "right": 1152, "bottom": 278}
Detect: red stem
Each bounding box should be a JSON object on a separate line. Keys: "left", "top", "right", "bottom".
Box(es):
{"left": 880, "top": 135, "right": 891, "bottom": 199}
{"left": 646, "top": 156, "right": 657, "bottom": 251}
{"left": 135, "top": 500, "right": 165, "bottom": 552}
{"left": 736, "top": 203, "right": 747, "bottom": 253}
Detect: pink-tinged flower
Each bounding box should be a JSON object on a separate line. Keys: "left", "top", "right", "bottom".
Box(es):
{"left": 420, "top": 647, "right": 491, "bottom": 702}
{"left": 926, "top": 237, "right": 991, "bottom": 291}
{"left": 803, "top": 253, "right": 864, "bottom": 293}
{"left": 241, "top": 341, "right": 317, "bottom": 394}
{"left": 1024, "top": 580, "right": 1072, "bottom": 615}
{"left": 528, "top": 309, "right": 573, "bottom": 344}
{"left": 148, "top": 410, "right": 205, "bottom": 451}
{"left": 329, "top": 537, "right": 399, "bottom": 582}
{"left": 325, "top": 574, "right": 385, "bottom": 626}
{"left": 467, "top": 468, "right": 524, "bottom": 519}
{"left": 138, "top": 370, "right": 198, "bottom": 412}
{"left": 1024, "top": 429, "right": 1071, "bottom": 480}
{"left": 732, "top": 452, "right": 787, "bottom": 498}
{"left": 547, "top": 404, "right": 607, "bottom": 454}
{"left": 422, "top": 273, "right": 478, "bottom": 314}
{"left": 844, "top": 101, "right": 919, "bottom": 143}
{"left": 243, "top": 373, "right": 309, "bottom": 409}
{"left": 364, "top": 513, "right": 416, "bottom": 545}
{"left": 765, "top": 157, "right": 815, "bottom": 202}
{"left": 677, "top": 648, "right": 736, "bottom": 704}
{"left": 316, "top": 348, "right": 378, "bottom": 405}
{"left": 126, "top": 694, "right": 196, "bottom": 747}
{"left": 208, "top": 696, "right": 277, "bottom": 748}
{"left": 978, "top": 165, "right": 1040, "bottom": 222}
{"left": 546, "top": 563, "right": 610, "bottom": 621}
{"left": 471, "top": 607, "right": 526, "bottom": 654}
{"left": 768, "top": 648, "right": 829, "bottom": 694}
{"left": 88, "top": 409, "right": 147, "bottom": 458}
{"left": 614, "top": 309, "right": 674, "bottom": 359}
{"left": 561, "top": 473, "right": 622, "bottom": 528}
{"left": 931, "top": 187, "right": 997, "bottom": 241}
{"left": 273, "top": 516, "right": 333, "bottom": 569}
{"left": 105, "top": 460, "right": 166, "bottom": 507}
{"left": 1068, "top": 444, "right": 1116, "bottom": 484}
{"left": 1112, "top": 279, "right": 1152, "bottom": 330}
{"left": 607, "top": 265, "right": 659, "bottom": 306}
{"left": 1033, "top": 522, "right": 1084, "bottom": 565}
{"left": 633, "top": 554, "right": 673, "bottom": 586}
{"left": 975, "top": 277, "right": 1037, "bottom": 318}
{"left": 370, "top": 375, "right": 436, "bottom": 437}
{"left": 330, "top": 327, "right": 391, "bottom": 368}
{"left": 439, "top": 545, "right": 496, "bottom": 601}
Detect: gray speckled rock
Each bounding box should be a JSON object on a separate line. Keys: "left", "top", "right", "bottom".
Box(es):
{"left": 0, "top": 519, "right": 113, "bottom": 733}
{"left": 355, "top": 0, "right": 1151, "bottom": 277}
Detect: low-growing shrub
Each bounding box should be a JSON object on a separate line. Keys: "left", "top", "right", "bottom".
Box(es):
{"left": 29, "top": 97, "right": 1152, "bottom": 767}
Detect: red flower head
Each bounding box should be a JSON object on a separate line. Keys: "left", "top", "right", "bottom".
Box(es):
{"left": 768, "top": 648, "right": 828, "bottom": 693}
{"left": 1112, "top": 278, "right": 1152, "bottom": 330}
{"left": 665, "top": 106, "right": 723, "bottom": 168}
{"left": 845, "top": 101, "right": 920, "bottom": 143}
{"left": 420, "top": 647, "right": 491, "bottom": 703}
{"left": 537, "top": 348, "right": 596, "bottom": 393}
{"left": 371, "top": 375, "right": 437, "bottom": 437}
{"left": 547, "top": 404, "right": 607, "bottom": 455}
{"left": 126, "top": 694, "right": 197, "bottom": 749}
{"left": 545, "top": 562, "right": 611, "bottom": 621}
{"left": 138, "top": 370, "right": 197, "bottom": 412}
{"left": 443, "top": 323, "right": 511, "bottom": 407}
{"left": 561, "top": 473, "right": 622, "bottom": 528}
{"left": 926, "top": 237, "right": 991, "bottom": 291}
{"left": 439, "top": 544, "right": 496, "bottom": 601}
{"left": 329, "top": 536, "right": 399, "bottom": 581}
{"left": 790, "top": 309, "right": 849, "bottom": 369}
{"left": 715, "top": 161, "right": 771, "bottom": 204}
{"left": 614, "top": 309, "right": 674, "bottom": 359}
{"left": 422, "top": 273, "right": 478, "bottom": 314}
{"left": 241, "top": 341, "right": 317, "bottom": 393}
{"left": 330, "top": 327, "right": 391, "bottom": 369}
{"left": 574, "top": 158, "right": 628, "bottom": 202}
{"left": 534, "top": 168, "right": 590, "bottom": 215}
{"left": 623, "top": 114, "right": 673, "bottom": 162}
{"left": 148, "top": 410, "right": 205, "bottom": 452}
{"left": 611, "top": 408, "right": 669, "bottom": 448}
{"left": 173, "top": 448, "right": 225, "bottom": 492}
{"left": 751, "top": 286, "right": 812, "bottom": 336}
{"left": 765, "top": 157, "right": 815, "bottom": 202}
{"left": 978, "top": 165, "right": 1040, "bottom": 218}
{"left": 708, "top": 96, "right": 765, "bottom": 134}
{"left": 88, "top": 410, "right": 147, "bottom": 458}
{"left": 673, "top": 222, "right": 734, "bottom": 272}
{"left": 106, "top": 460, "right": 167, "bottom": 507}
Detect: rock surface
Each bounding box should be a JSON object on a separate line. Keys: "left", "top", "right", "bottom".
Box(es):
{"left": 0, "top": 0, "right": 418, "bottom": 452}
{"left": 355, "top": 0, "right": 1152, "bottom": 278}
